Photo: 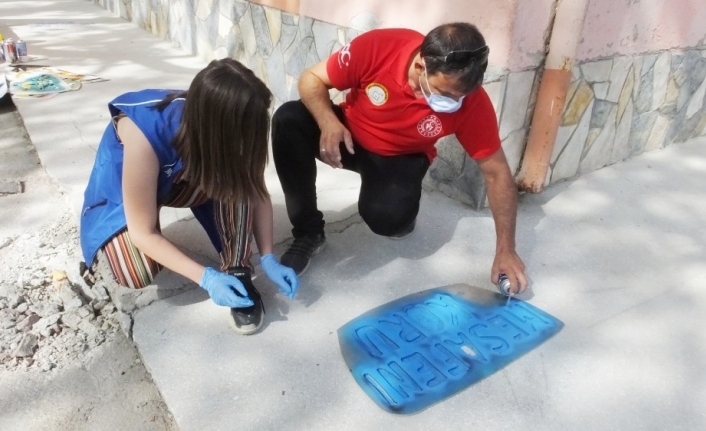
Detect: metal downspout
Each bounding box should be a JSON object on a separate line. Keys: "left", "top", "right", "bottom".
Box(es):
{"left": 517, "top": 0, "right": 590, "bottom": 193}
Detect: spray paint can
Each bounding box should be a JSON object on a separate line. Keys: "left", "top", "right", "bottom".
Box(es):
{"left": 16, "top": 40, "right": 28, "bottom": 62}
{"left": 497, "top": 273, "right": 512, "bottom": 296}
{"left": 3, "top": 38, "right": 17, "bottom": 63}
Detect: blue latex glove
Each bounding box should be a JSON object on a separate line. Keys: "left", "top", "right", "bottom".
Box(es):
{"left": 199, "top": 267, "right": 254, "bottom": 308}
{"left": 260, "top": 254, "right": 299, "bottom": 299}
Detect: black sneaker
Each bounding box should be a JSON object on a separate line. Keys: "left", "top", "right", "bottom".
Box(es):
{"left": 280, "top": 233, "right": 326, "bottom": 275}
{"left": 227, "top": 267, "right": 264, "bottom": 335}
{"left": 389, "top": 218, "right": 416, "bottom": 240}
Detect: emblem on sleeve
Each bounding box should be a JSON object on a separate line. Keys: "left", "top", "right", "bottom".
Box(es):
{"left": 338, "top": 43, "right": 352, "bottom": 68}
{"left": 417, "top": 115, "right": 443, "bottom": 138}
{"left": 365, "top": 83, "right": 389, "bottom": 106}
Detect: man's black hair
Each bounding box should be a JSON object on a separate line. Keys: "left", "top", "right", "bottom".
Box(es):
{"left": 421, "top": 22, "right": 488, "bottom": 93}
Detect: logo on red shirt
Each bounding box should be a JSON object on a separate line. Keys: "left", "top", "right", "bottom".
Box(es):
{"left": 365, "top": 83, "right": 388, "bottom": 106}
{"left": 338, "top": 43, "right": 352, "bottom": 68}
{"left": 417, "top": 115, "right": 443, "bottom": 138}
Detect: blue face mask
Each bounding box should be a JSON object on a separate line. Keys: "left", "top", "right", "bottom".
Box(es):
{"left": 420, "top": 68, "right": 465, "bottom": 113}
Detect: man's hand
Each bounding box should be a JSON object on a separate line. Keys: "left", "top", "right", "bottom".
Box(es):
{"left": 319, "top": 120, "right": 354, "bottom": 169}
{"left": 298, "top": 60, "right": 355, "bottom": 169}
{"left": 491, "top": 250, "right": 527, "bottom": 294}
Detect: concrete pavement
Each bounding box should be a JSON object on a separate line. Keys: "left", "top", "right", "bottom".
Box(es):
{"left": 3, "top": 1, "right": 706, "bottom": 430}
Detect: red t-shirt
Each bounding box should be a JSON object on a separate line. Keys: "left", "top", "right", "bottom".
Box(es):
{"left": 327, "top": 28, "right": 501, "bottom": 161}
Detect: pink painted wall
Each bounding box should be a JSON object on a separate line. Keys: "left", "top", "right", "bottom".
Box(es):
{"left": 298, "top": 0, "right": 553, "bottom": 72}
{"left": 249, "top": 0, "right": 299, "bottom": 15}
{"left": 577, "top": 0, "right": 706, "bottom": 60}
{"left": 250, "top": 0, "right": 706, "bottom": 70}
{"left": 507, "top": 0, "right": 555, "bottom": 70}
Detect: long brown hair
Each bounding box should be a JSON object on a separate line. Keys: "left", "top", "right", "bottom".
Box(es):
{"left": 160, "top": 58, "right": 272, "bottom": 203}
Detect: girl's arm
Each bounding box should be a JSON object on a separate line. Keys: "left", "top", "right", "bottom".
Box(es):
{"left": 251, "top": 191, "right": 299, "bottom": 298}
{"left": 118, "top": 116, "right": 206, "bottom": 284}
{"left": 251, "top": 192, "right": 274, "bottom": 257}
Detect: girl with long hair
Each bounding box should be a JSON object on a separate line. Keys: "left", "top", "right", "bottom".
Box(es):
{"left": 80, "top": 59, "right": 297, "bottom": 335}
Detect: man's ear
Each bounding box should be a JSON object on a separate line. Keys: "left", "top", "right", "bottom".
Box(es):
{"left": 413, "top": 57, "right": 425, "bottom": 75}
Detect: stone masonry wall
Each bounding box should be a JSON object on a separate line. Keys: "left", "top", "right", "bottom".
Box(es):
{"left": 433, "top": 49, "right": 706, "bottom": 207}
{"left": 550, "top": 51, "right": 706, "bottom": 184}
{"left": 94, "top": 0, "right": 358, "bottom": 106}
{"left": 93, "top": 0, "right": 706, "bottom": 209}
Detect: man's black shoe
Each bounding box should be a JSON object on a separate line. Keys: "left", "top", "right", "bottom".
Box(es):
{"left": 227, "top": 267, "right": 264, "bottom": 335}
{"left": 280, "top": 233, "right": 326, "bottom": 275}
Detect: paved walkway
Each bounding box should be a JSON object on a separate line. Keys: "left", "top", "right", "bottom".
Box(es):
{"left": 3, "top": 1, "right": 706, "bottom": 430}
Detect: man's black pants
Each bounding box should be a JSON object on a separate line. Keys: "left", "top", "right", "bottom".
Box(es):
{"left": 272, "top": 100, "right": 430, "bottom": 238}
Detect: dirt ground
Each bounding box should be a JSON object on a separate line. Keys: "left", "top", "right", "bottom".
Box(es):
{"left": 0, "top": 94, "right": 178, "bottom": 430}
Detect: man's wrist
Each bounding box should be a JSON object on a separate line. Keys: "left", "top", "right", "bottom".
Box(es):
{"left": 495, "top": 244, "right": 516, "bottom": 254}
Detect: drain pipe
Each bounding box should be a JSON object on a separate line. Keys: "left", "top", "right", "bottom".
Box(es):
{"left": 517, "top": 0, "right": 590, "bottom": 193}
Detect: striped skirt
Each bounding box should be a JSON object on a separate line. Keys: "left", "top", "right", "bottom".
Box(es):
{"left": 97, "top": 174, "right": 253, "bottom": 289}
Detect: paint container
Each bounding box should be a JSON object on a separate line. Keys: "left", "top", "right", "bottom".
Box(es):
{"left": 497, "top": 273, "right": 512, "bottom": 296}
{"left": 16, "top": 40, "right": 28, "bottom": 62}
{"left": 3, "top": 38, "right": 17, "bottom": 63}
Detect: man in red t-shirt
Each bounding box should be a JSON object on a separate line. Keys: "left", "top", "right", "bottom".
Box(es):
{"left": 272, "top": 22, "right": 527, "bottom": 294}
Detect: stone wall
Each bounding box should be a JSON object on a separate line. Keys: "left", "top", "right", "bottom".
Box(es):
{"left": 94, "top": 0, "right": 357, "bottom": 106}
{"left": 551, "top": 51, "right": 706, "bottom": 184}
{"left": 431, "top": 49, "right": 706, "bottom": 207}
{"left": 93, "top": 0, "right": 706, "bottom": 209}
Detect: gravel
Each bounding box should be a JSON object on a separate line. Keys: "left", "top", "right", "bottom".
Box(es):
{"left": 0, "top": 213, "right": 121, "bottom": 372}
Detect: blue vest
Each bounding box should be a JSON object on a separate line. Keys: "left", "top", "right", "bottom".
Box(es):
{"left": 80, "top": 89, "right": 185, "bottom": 265}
